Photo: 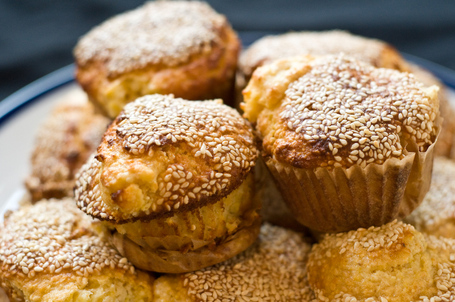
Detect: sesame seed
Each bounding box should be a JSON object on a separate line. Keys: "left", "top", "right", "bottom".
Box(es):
{"left": 75, "top": 1, "right": 228, "bottom": 77}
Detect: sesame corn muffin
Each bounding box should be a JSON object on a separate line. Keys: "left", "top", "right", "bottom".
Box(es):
{"left": 243, "top": 54, "right": 440, "bottom": 233}
{"left": 307, "top": 220, "right": 455, "bottom": 302}
{"left": 238, "top": 31, "right": 455, "bottom": 160}
{"left": 24, "top": 94, "right": 109, "bottom": 202}
{"left": 239, "top": 30, "right": 408, "bottom": 86}
{"left": 74, "top": 1, "right": 240, "bottom": 119}
{"left": 74, "top": 94, "right": 260, "bottom": 273}
{"left": 0, "top": 198, "right": 154, "bottom": 302}
{"left": 405, "top": 157, "right": 455, "bottom": 238}
{"left": 153, "top": 224, "right": 315, "bottom": 302}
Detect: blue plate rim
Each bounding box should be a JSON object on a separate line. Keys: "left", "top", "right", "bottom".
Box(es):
{"left": 1, "top": 55, "right": 454, "bottom": 128}
{"left": 0, "top": 64, "right": 74, "bottom": 127}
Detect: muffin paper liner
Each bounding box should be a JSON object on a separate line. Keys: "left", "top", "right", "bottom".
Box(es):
{"left": 265, "top": 134, "right": 438, "bottom": 233}
{"left": 255, "top": 157, "right": 310, "bottom": 232}
{"left": 110, "top": 217, "right": 261, "bottom": 273}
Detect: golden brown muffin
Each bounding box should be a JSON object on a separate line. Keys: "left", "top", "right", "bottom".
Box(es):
{"left": 243, "top": 55, "right": 440, "bottom": 233}
{"left": 239, "top": 30, "right": 408, "bottom": 83}
{"left": 74, "top": 94, "right": 260, "bottom": 273}
{"left": 405, "top": 157, "right": 455, "bottom": 238}
{"left": 0, "top": 198, "right": 154, "bottom": 302}
{"left": 307, "top": 220, "right": 455, "bottom": 302}
{"left": 24, "top": 95, "right": 109, "bottom": 202}
{"left": 74, "top": 1, "right": 240, "bottom": 118}
{"left": 153, "top": 223, "right": 315, "bottom": 302}
{"left": 240, "top": 31, "right": 455, "bottom": 160}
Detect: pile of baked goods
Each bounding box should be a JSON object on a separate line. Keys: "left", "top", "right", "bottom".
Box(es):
{"left": 2, "top": 1, "right": 455, "bottom": 301}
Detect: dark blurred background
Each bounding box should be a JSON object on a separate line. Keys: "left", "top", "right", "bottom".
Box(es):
{"left": 1, "top": 0, "right": 455, "bottom": 101}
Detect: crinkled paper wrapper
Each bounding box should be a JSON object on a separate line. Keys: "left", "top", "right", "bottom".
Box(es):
{"left": 265, "top": 130, "right": 439, "bottom": 233}
{"left": 110, "top": 217, "right": 261, "bottom": 274}
{"left": 255, "top": 157, "right": 310, "bottom": 233}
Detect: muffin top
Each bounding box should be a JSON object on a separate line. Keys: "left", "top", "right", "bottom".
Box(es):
{"left": 405, "top": 157, "right": 455, "bottom": 238}
{"left": 25, "top": 95, "right": 109, "bottom": 201}
{"left": 242, "top": 55, "right": 439, "bottom": 169}
{"left": 0, "top": 199, "right": 154, "bottom": 302}
{"left": 0, "top": 199, "right": 136, "bottom": 278}
{"left": 307, "top": 220, "right": 455, "bottom": 301}
{"left": 239, "top": 30, "right": 407, "bottom": 78}
{"left": 75, "top": 94, "right": 258, "bottom": 223}
{"left": 153, "top": 224, "right": 315, "bottom": 302}
{"left": 74, "top": 1, "right": 228, "bottom": 77}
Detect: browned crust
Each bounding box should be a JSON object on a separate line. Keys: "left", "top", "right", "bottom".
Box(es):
{"left": 110, "top": 214, "right": 261, "bottom": 273}
{"left": 75, "top": 3, "right": 240, "bottom": 118}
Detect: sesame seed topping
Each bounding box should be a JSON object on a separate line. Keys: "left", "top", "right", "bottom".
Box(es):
{"left": 274, "top": 54, "right": 438, "bottom": 169}
{"left": 75, "top": 1, "right": 227, "bottom": 76}
{"left": 0, "top": 199, "right": 136, "bottom": 280}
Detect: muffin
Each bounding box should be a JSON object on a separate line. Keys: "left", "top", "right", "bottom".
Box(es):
{"left": 307, "top": 220, "right": 455, "bottom": 301}
{"left": 405, "top": 157, "right": 455, "bottom": 238}
{"left": 74, "top": 94, "right": 260, "bottom": 273}
{"left": 239, "top": 30, "right": 408, "bottom": 86}
{"left": 0, "top": 198, "right": 154, "bottom": 302}
{"left": 243, "top": 54, "right": 440, "bottom": 233}
{"left": 153, "top": 224, "right": 315, "bottom": 302}
{"left": 74, "top": 1, "right": 240, "bottom": 118}
{"left": 24, "top": 93, "right": 110, "bottom": 202}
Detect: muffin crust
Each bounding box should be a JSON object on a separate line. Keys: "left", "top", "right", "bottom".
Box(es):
{"left": 25, "top": 95, "right": 109, "bottom": 202}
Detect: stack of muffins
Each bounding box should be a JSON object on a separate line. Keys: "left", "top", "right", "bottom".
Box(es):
{"left": 2, "top": 1, "right": 455, "bottom": 301}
